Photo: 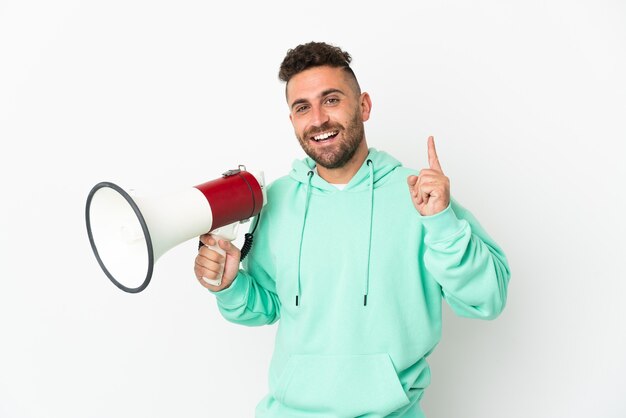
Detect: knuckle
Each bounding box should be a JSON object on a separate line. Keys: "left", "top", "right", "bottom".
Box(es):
{"left": 202, "top": 250, "right": 219, "bottom": 262}
{"left": 202, "top": 269, "right": 217, "bottom": 280}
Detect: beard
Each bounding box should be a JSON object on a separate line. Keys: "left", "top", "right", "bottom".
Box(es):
{"left": 296, "top": 111, "right": 365, "bottom": 170}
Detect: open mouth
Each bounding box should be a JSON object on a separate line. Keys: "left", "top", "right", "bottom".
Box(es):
{"left": 311, "top": 130, "right": 339, "bottom": 142}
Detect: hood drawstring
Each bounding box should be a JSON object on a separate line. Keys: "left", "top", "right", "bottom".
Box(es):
{"left": 295, "top": 162, "right": 375, "bottom": 307}
{"left": 296, "top": 170, "right": 314, "bottom": 306}
{"left": 364, "top": 159, "right": 374, "bottom": 306}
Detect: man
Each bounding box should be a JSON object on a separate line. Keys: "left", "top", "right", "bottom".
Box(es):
{"left": 194, "top": 42, "right": 510, "bottom": 418}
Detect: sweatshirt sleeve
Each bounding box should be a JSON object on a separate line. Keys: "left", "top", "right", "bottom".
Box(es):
{"left": 212, "top": 268, "right": 280, "bottom": 326}
{"left": 419, "top": 198, "right": 511, "bottom": 320}
{"left": 211, "top": 209, "right": 281, "bottom": 326}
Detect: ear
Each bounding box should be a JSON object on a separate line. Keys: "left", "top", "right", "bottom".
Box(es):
{"left": 360, "top": 92, "right": 372, "bottom": 122}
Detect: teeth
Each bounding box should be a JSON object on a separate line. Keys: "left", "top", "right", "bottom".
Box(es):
{"left": 313, "top": 131, "right": 338, "bottom": 141}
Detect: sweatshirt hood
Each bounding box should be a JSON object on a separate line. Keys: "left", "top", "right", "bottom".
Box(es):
{"left": 289, "top": 148, "right": 401, "bottom": 192}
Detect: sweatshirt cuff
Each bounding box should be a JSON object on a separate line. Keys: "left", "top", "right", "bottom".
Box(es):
{"left": 419, "top": 203, "right": 466, "bottom": 243}
{"left": 210, "top": 270, "right": 249, "bottom": 308}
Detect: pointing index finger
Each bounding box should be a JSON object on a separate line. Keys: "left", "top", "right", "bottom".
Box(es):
{"left": 427, "top": 136, "right": 443, "bottom": 173}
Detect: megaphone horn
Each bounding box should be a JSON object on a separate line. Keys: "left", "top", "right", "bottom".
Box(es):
{"left": 85, "top": 166, "right": 265, "bottom": 293}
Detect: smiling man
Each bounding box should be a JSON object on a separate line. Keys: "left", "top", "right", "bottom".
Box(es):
{"left": 194, "top": 42, "right": 511, "bottom": 417}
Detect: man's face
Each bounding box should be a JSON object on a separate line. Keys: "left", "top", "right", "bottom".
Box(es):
{"left": 287, "top": 66, "right": 371, "bottom": 169}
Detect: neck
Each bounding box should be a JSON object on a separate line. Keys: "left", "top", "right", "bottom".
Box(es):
{"left": 316, "top": 140, "right": 369, "bottom": 184}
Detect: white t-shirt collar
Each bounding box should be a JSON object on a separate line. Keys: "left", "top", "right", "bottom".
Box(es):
{"left": 313, "top": 166, "right": 348, "bottom": 190}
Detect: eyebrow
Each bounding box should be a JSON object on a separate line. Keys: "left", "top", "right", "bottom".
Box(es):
{"left": 290, "top": 88, "right": 346, "bottom": 111}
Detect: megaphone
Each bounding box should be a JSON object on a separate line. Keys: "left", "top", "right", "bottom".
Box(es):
{"left": 85, "top": 166, "right": 265, "bottom": 293}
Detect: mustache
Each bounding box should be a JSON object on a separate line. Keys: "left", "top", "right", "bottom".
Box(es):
{"left": 303, "top": 122, "right": 343, "bottom": 139}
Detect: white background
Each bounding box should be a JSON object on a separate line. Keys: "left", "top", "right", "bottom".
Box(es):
{"left": 1, "top": 1, "right": 625, "bottom": 417}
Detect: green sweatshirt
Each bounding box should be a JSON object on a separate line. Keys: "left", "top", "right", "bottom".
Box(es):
{"left": 213, "top": 148, "right": 510, "bottom": 417}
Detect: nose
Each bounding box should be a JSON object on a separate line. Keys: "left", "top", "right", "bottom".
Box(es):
{"left": 309, "top": 104, "right": 329, "bottom": 128}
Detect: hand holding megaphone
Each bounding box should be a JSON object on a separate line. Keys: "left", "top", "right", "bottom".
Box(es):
{"left": 195, "top": 231, "right": 241, "bottom": 291}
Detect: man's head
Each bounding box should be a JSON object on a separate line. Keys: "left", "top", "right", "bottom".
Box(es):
{"left": 279, "top": 42, "right": 371, "bottom": 171}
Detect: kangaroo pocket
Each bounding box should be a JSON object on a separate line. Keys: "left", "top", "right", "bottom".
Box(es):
{"left": 274, "top": 353, "right": 410, "bottom": 417}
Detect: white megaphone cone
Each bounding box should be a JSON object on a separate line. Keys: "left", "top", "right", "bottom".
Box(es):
{"left": 85, "top": 166, "right": 265, "bottom": 293}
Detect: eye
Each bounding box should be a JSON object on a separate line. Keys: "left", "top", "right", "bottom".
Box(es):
{"left": 325, "top": 97, "right": 340, "bottom": 105}
{"left": 295, "top": 104, "right": 309, "bottom": 114}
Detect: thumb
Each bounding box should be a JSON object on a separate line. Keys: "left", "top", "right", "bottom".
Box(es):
{"left": 218, "top": 239, "right": 240, "bottom": 257}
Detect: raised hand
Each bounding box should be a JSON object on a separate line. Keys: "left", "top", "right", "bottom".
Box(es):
{"left": 407, "top": 136, "right": 450, "bottom": 216}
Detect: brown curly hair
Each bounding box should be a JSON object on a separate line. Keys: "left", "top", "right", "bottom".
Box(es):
{"left": 279, "top": 41, "right": 360, "bottom": 93}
